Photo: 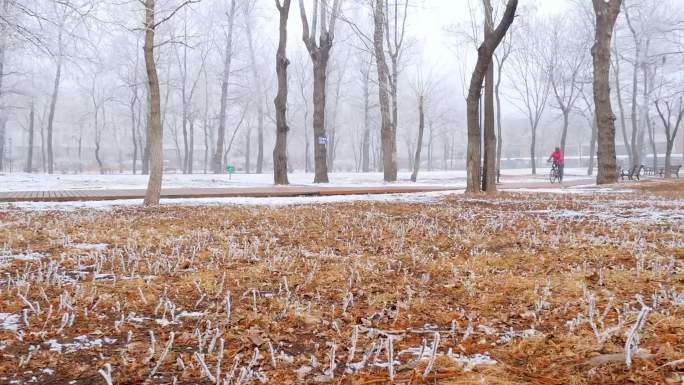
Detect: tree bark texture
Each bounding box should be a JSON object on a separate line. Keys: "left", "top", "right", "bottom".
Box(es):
{"left": 592, "top": 0, "right": 622, "bottom": 185}
{"left": 273, "top": 0, "right": 291, "bottom": 185}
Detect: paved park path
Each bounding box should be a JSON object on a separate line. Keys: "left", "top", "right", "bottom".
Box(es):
{"left": 0, "top": 178, "right": 596, "bottom": 203}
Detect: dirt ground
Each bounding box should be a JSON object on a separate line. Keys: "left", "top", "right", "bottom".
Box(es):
{"left": 0, "top": 180, "right": 683, "bottom": 385}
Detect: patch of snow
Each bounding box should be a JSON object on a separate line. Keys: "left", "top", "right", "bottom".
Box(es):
{"left": 1, "top": 191, "right": 459, "bottom": 211}
{"left": 70, "top": 243, "right": 109, "bottom": 251}
{"left": 0, "top": 313, "right": 20, "bottom": 331}
{"left": 177, "top": 311, "right": 205, "bottom": 319}
{"left": 46, "top": 336, "right": 117, "bottom": 353}
{"left": 155, "top": 318, "right": 178, "bottom": 327}
{"left": 450, "top": 353, "right": 497, "bottom": 371}
{"left": 126, "top": 313, "right": 149, "bottom": 323}
{"left": 497, "top": 328, "right": 543, "bottom": 344}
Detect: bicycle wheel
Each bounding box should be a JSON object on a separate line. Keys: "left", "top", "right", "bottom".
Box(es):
{"left": 549, "top": 169, "right": 559, "bottom": 183}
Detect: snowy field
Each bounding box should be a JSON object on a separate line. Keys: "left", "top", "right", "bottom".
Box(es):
{"left": 0, "top": 168, "right": 595, "bottom": 192}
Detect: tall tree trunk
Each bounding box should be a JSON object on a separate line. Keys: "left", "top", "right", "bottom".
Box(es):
{"left": 131, "top": 91, "right": 138, "bottom": 174}
{"left": 77, "top": 133, "right": 82, "bottom": 173}
{"left": 374, "top": 0, "right": 396, "bottom": 182}
{"left": 390, "top": 56, "right": 398, "bottom": 175}
{"left": 46, "top": 37, "right": 63, "bottom": 174}
{"left": 244, "top": 7, "right": 265, "bottom": 174}
{"left": 427, "top": 122, "right": 433, "bottom": 171}
{"left": 202, "top": 107, "right": 210, "bottom": 173}
{"left": 361, "top": 65, "right": 371, "bottom": 173}
{"left": 40, "top": 110, "right": 46, "bottom": 172}
{"left": 482, "top": 0, "right": 496, "bottom": 192}
{"left": 629, "top": 52, "right": 640, "bottom": 167}
{"left": 182, "top": 102, "right": 189, "bottom": 173}
{"left": 256, "top": 110, "right": 264, "bottom": 173}
{"left": 299, "top": 0, "right": 341, "bottom": 182}
{"left": 612, "top": 42, "right": 632, "bottom": 168}
{"left": 588, "top": 112, "right": 597, "bottom": 175}
{"left": 143, "top": 0, "right": 163, "bottom": 206}
{"left": 560, "top": 109, "right": 569, "bottom": 153}
{"left": 311, "top": 60, "right": 330, "bottom": 182}
{"left": 647, "top": 113, "right": 656, "bottom": 171}
{"left": 0, "top": 117, "right": 5, "bottom": 171}
{"left": 495, "top": 63, "right": 503, "bottom": 180}
{"left": 273, "top": 0, "right": 291, "bottom": 185}
{"left": 467, "top": 0, "right": 518, "bottom": 193}
{"left": 188, "top": 118, "right": 194, "bottom": 173}
{"left": 244, "top": 124, "right": 251, "bottom": 173}
{"left": 624, "top": 7, "right": 643, "bottom": 168}
{"left": 142, "top": 111, "right": 151, "bottom": 174}
{"left": 212, "top": 0, "right": 236, "bottom": 173}
{"left": 530, "top": 121, "right": 537, "bottom": 175}
{"left": 592, "top": 0, "right": 621, "bottom": 185}
{"left": 25, "top": 103, "right": 35, "bottom": 173}
{"left": 0, "top": 0, "right": 7, "bottom": 172}
{"left": 410, "top": 95, "right": 425, "bottom": 182}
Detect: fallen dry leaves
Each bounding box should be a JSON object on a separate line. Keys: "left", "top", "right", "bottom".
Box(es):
{"left": 0, "top": 181, "right": 682, "bottom": 385}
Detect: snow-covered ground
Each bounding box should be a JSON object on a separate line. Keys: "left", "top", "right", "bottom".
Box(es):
{"left": 0, "top": 168, "right": 594, "bottom": 192}
{"left": 0, "top": 191, "right": 460, "bottom": 211}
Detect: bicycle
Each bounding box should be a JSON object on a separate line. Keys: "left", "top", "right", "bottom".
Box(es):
{"left": 548, "top": 161, "right": 562, "bottom": 184}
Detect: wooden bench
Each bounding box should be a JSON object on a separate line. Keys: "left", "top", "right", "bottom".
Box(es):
{"left": 620, "top": 164, "right": 644, "bottom": 181}
{"left": 658, "top": 164, "right": 681, "bottom": 178}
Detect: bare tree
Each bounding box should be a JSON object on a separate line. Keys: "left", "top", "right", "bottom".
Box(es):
{"left": 142, "top": 0, "right": 199, "bottom": 205}
{"left": 0, "top": 0, "right": 8, "bottom": 171}
{"left": 24, "top": 102, "right": 35, "bottom": 172}
{"left": 143, "top": 0, "right": 162, "bottom": 205}
{"left": 592, "top": 0, "right": 622, "bottom": 185}
{"left": 326, "top": 57, "right": 348, "bottom": 171}
{"left": 508, "top": 19, "right": 550, "bottom": 176}
{"left": 244, "top": 1, "right": 266, "bottom": 174}
{"left": 494, "top": 26, "right": 513, "bottom": 181}
{"left": 544, "top": 14, "right": 587, "bottom": 156}
{"left": 273, "top": 0, "right": 291, "bottom": 185}
{"left": 299, "top": 0, "right": 342, "bottom": 183}
{"left": 292, "top": 51, "right": 312, "bottom": 172}
{"left": 212, "top": 0, "right": 237, "bottom": 174}
{"left": 465, "top": 0, "right": 517, "bottom": 193}
{"left": 409, "top": 98, "right": 423, "bottom": 181}
{"left": 481, "top": 0, "right": 495, "bottom": 191}
{"left": 173, "top": 11, "right": 208, "bottom": 174}
{"left": 655, "top": 94, "right": 683, "bottom": 178}
{"left": 385, "top": 0, "right": 409, "bottom": 182}
{"left": 359, "top": 54, "right": 374, "bottom": 172}
{"left": 373, "top": 0, "right": 395, "bottom": 182}
{"left": 612, "top": 36, "right": 632, "bottom": 167}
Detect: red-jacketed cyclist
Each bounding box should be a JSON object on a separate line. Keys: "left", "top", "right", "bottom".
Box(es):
{"left": 547, "top": 147, "right": 564, "bottom": 182}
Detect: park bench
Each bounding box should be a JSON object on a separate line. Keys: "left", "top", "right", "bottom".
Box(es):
{"left": 620, "top": 164, "right": 644, "bottom": 181}
{"left": 657, "top": 164, "right": 681, "bottom": 178}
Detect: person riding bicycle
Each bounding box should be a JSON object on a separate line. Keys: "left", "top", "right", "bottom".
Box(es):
{"left": 547, "top": 147, "right": 564, "bottom": 182}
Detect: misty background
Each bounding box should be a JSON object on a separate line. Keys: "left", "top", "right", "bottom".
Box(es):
{"left": 0, "top": 0, "right": 682, "bottom": 176}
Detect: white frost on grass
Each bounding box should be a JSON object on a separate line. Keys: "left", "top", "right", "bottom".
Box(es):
{"left": 0, "top": 313, "right": 20, "bottom": 331}
{"left": 0, "top": 252, "right": 44, "bottom": 267}
{"left": 398, "top": 344, "right": 497, "bottom": 371}
{"left": 46, "top": 336, "right": 117, "bottom": 353}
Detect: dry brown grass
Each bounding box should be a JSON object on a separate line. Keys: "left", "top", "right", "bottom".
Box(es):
{"left": 0, "top": 182, "right": 682, "bottom": 385}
